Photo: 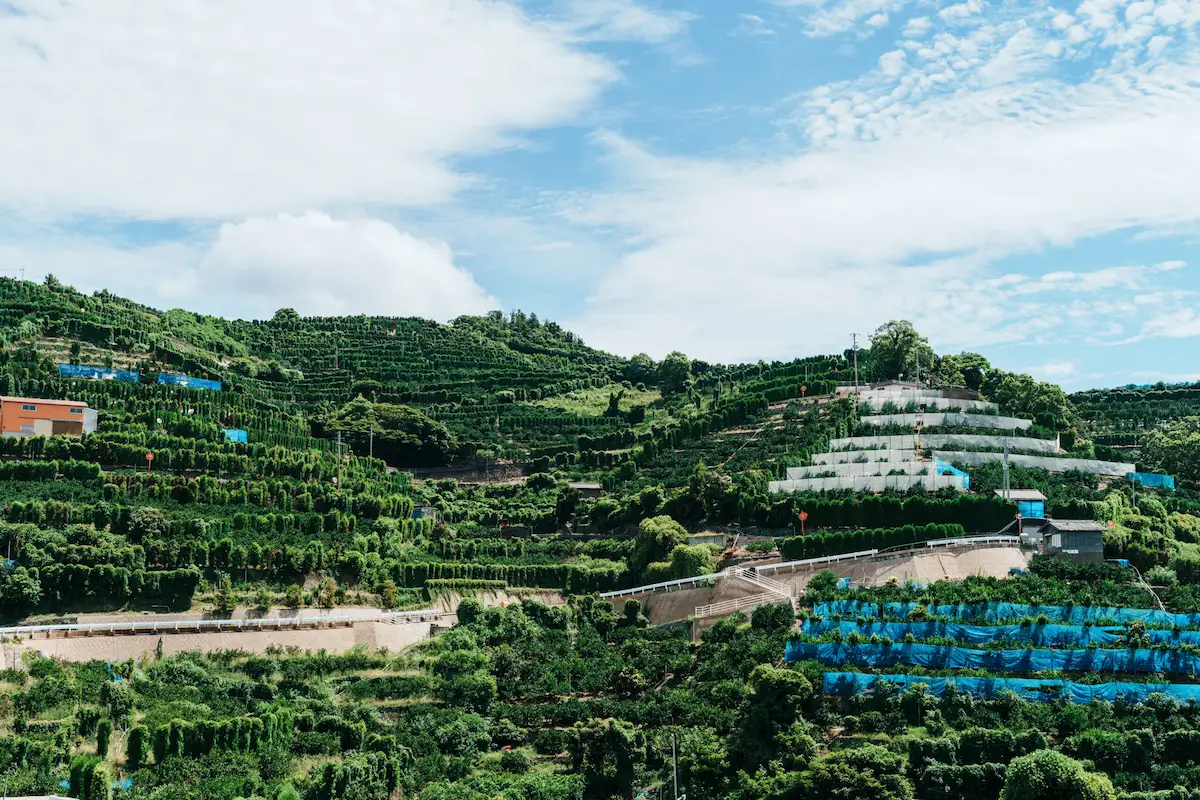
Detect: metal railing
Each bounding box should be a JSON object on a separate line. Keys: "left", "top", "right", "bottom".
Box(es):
{"left": 1, "top": 609, "right": 442, "bottom": 638}
{"left": 752, "top": 550, "right": 880, "bottom": 575}
{"left": 598, "top": 535, "right": 1022, "bottom": 599}
{"left": 599, "top": 572, "right": 725, "bottom": 600}
{"left": 727, "top": 567, "right": 793, "bottom": 598}
{"left": 694, "top": 592, "right": 782, "bottom": 619}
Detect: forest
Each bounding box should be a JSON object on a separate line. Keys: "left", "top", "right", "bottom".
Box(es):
{"left": 4, "top": 276, "right": 1200, "bottom": 798}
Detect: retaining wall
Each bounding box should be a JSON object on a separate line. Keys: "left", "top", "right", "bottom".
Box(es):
{"left": 935, "top": 450, "right": 1135, "bottom": 477}
{"left": 768, "top": 474, "right": 966, "bottom": 493}
{"left": 810, "top": 449, "right": 917, "bottom": 466}
{"left": 859, "top": 412, "right": 1032, "bottom": 430}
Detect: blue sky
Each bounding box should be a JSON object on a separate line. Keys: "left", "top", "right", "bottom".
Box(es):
{"left": 2, "top": 0, "right": 1199, "bottom": 391}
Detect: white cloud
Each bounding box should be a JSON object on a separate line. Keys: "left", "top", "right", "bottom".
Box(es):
{"left": 939, "top": 0, "right": 983, "bottom": 22}
{"left": 1140, "top": 308, "right": 1200, "bottom": 340}
{"left": 562, "top": 0, "right": 695, "bottom": 43}
{"left": 1026, "top": 362, "right": 1078, "bottom": 378}
{"left": 200, "top": 213, "right": 497, "bottom": 319}
{"left": 0, "top": 0, "right": 615, "bottom": 221}
{"left": 566, "top": 8, "right": 1200, "bottom": 363}
{"left": 771, "top": 0, "right": 915, "bottom": 37}
{"left": 0, "top": 213, "right": 497, "bottom": 321}
{"left": 734, "top": 13, "right": 777, "bottom": 36}
{"left": 879, "top": 49, "right": 907, "bottom": 76}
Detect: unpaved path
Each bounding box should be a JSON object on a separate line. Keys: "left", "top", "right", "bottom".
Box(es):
{"left": 4, "top": 620, "right": 432, "bottom": 666}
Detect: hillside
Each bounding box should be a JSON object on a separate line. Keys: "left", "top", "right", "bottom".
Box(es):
{"left": 6, "top": 277, "right": 1200, "bottom": 799}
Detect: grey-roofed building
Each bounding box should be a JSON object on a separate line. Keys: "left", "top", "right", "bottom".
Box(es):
{"left": 1040, "top": 519, "right": 1106, "bottom": 564}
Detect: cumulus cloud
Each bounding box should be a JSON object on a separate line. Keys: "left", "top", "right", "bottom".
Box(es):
{"left": 1, "top": 214, "right": 497, "bottom": 322}
{"left": 0, "top": 0, "right": 614, "bottom": 220}
{"left": 198, "top": 213, "right": 497, "bottom": 319}
{"left": 562, "top": 0, "right": 695, "bottom": 43}
{"left": 562, "top": 0, "right": 1200, "bottom": 361}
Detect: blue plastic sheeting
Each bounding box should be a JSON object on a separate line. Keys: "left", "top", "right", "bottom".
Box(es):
{"left": 814, "top": 600, "right": 1200, "bottom": 628}
{"left": 787, "top": 640, "right": 1200, "bottom": 676}
{"left": 933, "top": 458, "right": 970, "bottom": 490}
{"left": 1017, "top": 500, "right": 1045, "bottom": 518}
{"left": 801, "top": 620, "right": 1200, "bottom": 647}
{"left": 58, "top": 363, "right": 140, "bottom": 383}
{"left": 836, "top": 577, "right": 851, "bottom": 590}
{"left": 1130, "top": 472, "right": 1176, "bottom": 490}
{"left": 822, "top": 672, "right": 1200, "bottom": 704}
{"left": 223, "top": 428, "right": 248, "bottom": 443}
{"left": 157, "top": 372, "right": 222, "bottom": 391}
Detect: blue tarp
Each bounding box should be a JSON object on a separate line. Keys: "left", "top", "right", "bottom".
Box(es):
{"left": 822, "top": 672, "right": 1200, "bottom": 704}
{"left": 836, "top": 577, "right": 851, "bottom": 590}
{"left": 58, "top": 363, "right": 139, "bottom": 383}
{"left": 1130, "top": 472, "right": 1176, "bottom": 490}
{"left": 933, "top": 458, "right": 970, "bottom": 490}
{"left": 1017, "top": 500, "right": 1045, "bottom": 518}
{"left": 223, "top": 428, "right": 248, "bottom": 443}
{"left": 786, "top": 640, "right": 1200, "bottom": 676}
{"left": 800, "top": 620, "right": 1200, "bottom": 647}
{"left": 814, "top": 600, "right": 1200, "bottom": 628}
{"left": 158, "top": 372, "right": 222, "bottom": 391}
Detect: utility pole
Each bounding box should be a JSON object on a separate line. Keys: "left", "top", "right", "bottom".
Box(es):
{"left": 915, "top": 346, "right": 920, "bottom": 386}
{"left": 1002, "top": 438, "right": 1011, "bottom": 502}
{"left": 336, "top": 430, "right": 342, "bottom": 489}
{"left": 851, "top": 333, "right": 860, "bottom": 390}
{"left": 672, "top": 731, "right": 680, "bottom": 800}
{"left": 369, "top": 421, "right": 374, "bottom": 460}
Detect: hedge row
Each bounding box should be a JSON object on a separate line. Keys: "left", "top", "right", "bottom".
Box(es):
{"left": 780, "top": 523, "right": 967, "bottom": 560}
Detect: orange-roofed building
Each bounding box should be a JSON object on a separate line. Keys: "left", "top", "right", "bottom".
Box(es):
{"left": 0, "top": 396, "right": 98, "bottom": 438}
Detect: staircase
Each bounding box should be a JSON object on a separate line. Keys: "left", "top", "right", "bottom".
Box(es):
{"left": 694, "top": 593, "right": 783, "bottom": 619}
{"left": 694, "top": 567, "right": 798, "bottom": 619}
{"left": 727, "top": 567, "right": 793, "bottom": 599}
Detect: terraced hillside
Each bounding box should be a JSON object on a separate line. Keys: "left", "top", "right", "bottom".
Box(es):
{"left": 8, "top": 278, "right": 1200, "bottom": 799}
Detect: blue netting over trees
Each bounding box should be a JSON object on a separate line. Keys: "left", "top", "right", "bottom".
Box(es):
{"left": 822, "top": 672, "right": 1200, "bottom": 704}
{"left": 786, "top": 640, "right": 1200, "bottom": 676}
{"left": 800, "top": 620, "right": 1200, "bottom": 647}
{"left": 157, "top": 373, "right": 222, "bottom": 391}
{"left": 58, "top": 363, "right": 140, "bottom": 383}
{"left": 1129, "top": 471, "right": 1175, "bottom": 489}
{"left": 814, "top": 600, "right": 1200, "bottom": 627}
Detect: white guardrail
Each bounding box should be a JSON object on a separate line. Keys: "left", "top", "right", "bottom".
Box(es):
{"left": 599, "top": 571, "right": 726, "bottom": 599}
{"left": 603, "top": 535, "right": 1023, "bottom": 596}
{"left": 695, "top": 593, "right": 782, "bottom": 619}
{"left": 1, "top": 609, "right": 442, "bottom": 637}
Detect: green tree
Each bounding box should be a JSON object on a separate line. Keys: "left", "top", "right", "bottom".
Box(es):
{"left": 625, "top": 353, "right": 656, "bottom": 385}
{"left": 379, "top": 580, "right": 399, "bottom": 609}
{"left": 96, "top": 718, "right": 112, "bottom": 756}
{"left": 0, "top": 566, "right": 42, "bottom": 610}
{"left": 126, "top": 725, "right": 149, "bottom": 768}
{"left": 868, "top": 320, "right": 934, "bottom": 383}
{"left": 321, "top": 396, "right": 457, "bottom": 467}
{"left": 798, "top": 745, "right": 913, "bottom": 800}
{"left": 659, "top": 351, "right": 693, "bottom": 395}
{"left": 213, "top": 575, "right": 237, "bottom": 614}
{"left": 1002, "top": 749, "right": 1116, "bottom": 800}
{"left": 317, "top": 577, "right": 337, "bottom": 608}
{"left": 633, "top": 515, "right": 690, "bottom": 576}
{"left": 1141, "top": 417, "right": 1200, "bottom": 482}
{"left": 283, "top": 584, "right": 303, "bottom": 609}
{"left": 569, "top": 718, "right": 645, "bottom": 800}
{"left": 669, "top": 544, "right": 714, "bottom": 578}
{"left": 102, "top": 680, "right": 135, "bottom": 726}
